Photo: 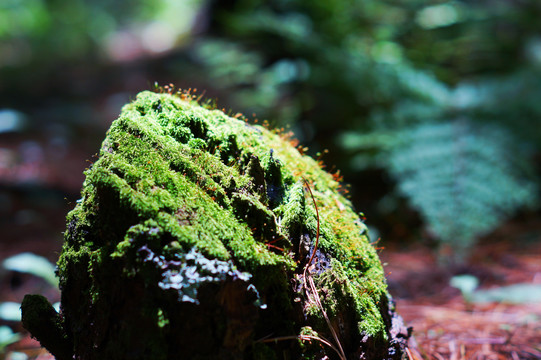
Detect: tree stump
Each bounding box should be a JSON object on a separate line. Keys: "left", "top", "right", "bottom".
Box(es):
{"left": 22, "top": 90, "right": 410, "bottom": 359}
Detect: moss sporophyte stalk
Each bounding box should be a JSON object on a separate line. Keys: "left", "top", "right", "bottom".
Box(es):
{"left": 21, "top": 90, "right": 410, "bottom": 359}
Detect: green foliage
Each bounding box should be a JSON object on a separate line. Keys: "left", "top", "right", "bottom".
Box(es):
{"left": 0, "top": 302, "right": 22, "bottom": 322}
{"left": 451, "top": 275, "right": 541, "bottom": 304}
{"left": 0, "top": 0, "right": 201, "bottom": 70}
{"left": 0, "top": 253, "right": 58, "bottom": 355}
{"left": 343, "top": 66, "right": 541, "bottom": 258}
{"left": 0, "top": 325, "right": 21, "bottom": 354}
{"left": 193, "top": 0, "right": 541, "bottom": 261}
{"left": 2, "top": 252, "right": 58, "bottom": 287}
{"left": 470, "top": 283, "right": 541, "bottom": 304}
{"left": 386, "top": 121, "right": 537, "bottom": 255}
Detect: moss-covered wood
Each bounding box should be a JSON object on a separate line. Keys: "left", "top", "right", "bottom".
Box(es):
{"left": 22, "top": 90, "right": 409, "bottom": 359}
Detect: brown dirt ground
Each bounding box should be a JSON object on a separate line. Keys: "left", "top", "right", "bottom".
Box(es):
{"left": 381, "top": 226, "right": 541, "bottom": 360}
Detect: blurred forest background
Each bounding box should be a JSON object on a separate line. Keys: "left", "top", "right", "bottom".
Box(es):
{"left": 1, "top": 0, "right": 541, "bottom": 358}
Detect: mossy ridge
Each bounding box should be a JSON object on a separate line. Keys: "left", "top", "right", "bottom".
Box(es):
{"left": 53, "top": 90, "right": 399, "bottom": 359}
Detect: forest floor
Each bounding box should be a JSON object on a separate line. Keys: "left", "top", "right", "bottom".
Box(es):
{"left": 2, "top": 232, "right": 540, "bottom": 360}
{"left": 381, "top": 223, "right": 541, "bottom": 360}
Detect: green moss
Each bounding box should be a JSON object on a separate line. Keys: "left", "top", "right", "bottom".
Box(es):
{"left": 21, "top": 295, "right": 72, "bottom": 360}
{"left": 50, "top": 90, "right": 404, "bottom": 359}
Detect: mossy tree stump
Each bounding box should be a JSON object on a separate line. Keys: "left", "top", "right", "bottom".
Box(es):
{"left": 22, "top": 90, "right": 409, "bottom": 359}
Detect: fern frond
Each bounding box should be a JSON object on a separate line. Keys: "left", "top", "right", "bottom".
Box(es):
{"left": 387, "top": 120, "right": 537, "bottom": 259}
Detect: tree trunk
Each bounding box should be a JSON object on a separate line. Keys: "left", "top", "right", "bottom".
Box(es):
{"left": 22, "top": 90, "right": 410, "bottom": 359}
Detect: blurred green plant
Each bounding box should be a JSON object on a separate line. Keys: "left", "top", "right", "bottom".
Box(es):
{"left": 0, "top": 253, "right": 59, "bottom": 354}
{"left": 0, "top": 302, "right": 22, "bottom": 322}
{"left": 451, "top": 275, "right": 541, "bottom": 304}
{"left": 191, "top": 0, "right": 541, "bottom": 262}
{"left": 0, "top": 0, "right": 202, "bottom": 66}
{"left": 3, "top": 252, "right": 58, "bottom": 288}
{"left": 0, "top": 325, "right": 21, "bottom": 354}
{"left": 390, "top": 121, "right": 535, "bottom": 257}
{"left": 343, "top": 113, "right": 538, "bottom": 261}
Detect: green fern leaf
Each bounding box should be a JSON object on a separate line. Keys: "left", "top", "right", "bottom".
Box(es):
{"left": 387, "top": 120, "right": 537, "bottom": 258}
